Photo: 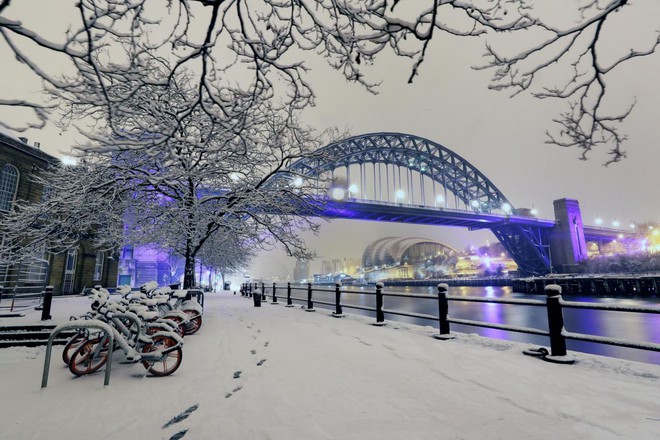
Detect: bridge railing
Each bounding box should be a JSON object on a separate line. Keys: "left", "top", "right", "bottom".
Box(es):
{"left": 240, "top": 282, "right": 660, "bottom": 364}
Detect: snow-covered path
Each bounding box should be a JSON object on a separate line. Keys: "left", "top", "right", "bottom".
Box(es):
{"left": 1, "top": 292, "right": 658, "bottom": 439}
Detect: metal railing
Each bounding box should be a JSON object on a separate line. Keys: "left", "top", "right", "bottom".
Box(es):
{"left": 0, "top": 259, "right": 49, "bottom": 312}
{"left": 240, "top": 281, "right": 660, "bottom": 363}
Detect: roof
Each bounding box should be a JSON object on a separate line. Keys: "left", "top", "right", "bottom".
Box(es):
{"left": 0, "top": 131, "right": 59, "bottom": 165}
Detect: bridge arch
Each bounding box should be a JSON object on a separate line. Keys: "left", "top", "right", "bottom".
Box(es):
{"left": 285, "top": 132, "right": 514, "bottom": 214}
{"left": 272, "top": 132, "right": 552, "bottom": 276}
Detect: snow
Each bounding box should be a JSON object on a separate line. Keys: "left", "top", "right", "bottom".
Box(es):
{"left": 1, "top": 292, "right": 658, "bottom": 439}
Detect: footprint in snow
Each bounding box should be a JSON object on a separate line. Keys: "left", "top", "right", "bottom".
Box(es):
{"left": 257, "top": 359, "right": 267, "bottom": 366}
{"left": 169, "top": 430, "right": 188, "bottom": 440}
{"left": 233, "top": 371, "right": 242, "bottom": 379}
{"left": 250, "top": 349, "right": 256, "bottom": 355}
{"left": 264, "top": 342, "right": 269, "bottom": 347}
{"left": 225, "top": 386, "right": 243, "bottom": 398}
{"left": 162, "top": 404, "right": 199, "bottom": 429}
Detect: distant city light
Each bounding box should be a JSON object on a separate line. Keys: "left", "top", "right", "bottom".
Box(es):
{"left": 630, "top": 223, "right": 636, "bottom": 229}
{"left": 395, "top": 189, "right": 405, "bottom": 200}
{"left": 530, "top": 208, "right": 539, "bottom": 216}
{"left": 330, "top": 187, "right": 346, "bottom": 200}
{"left": 348, "top": 183, "right": 359, "bottom": 194}
{"left": 61, "top": 156, "right": 78, "bottom": 166}
{"left": 470, "top": 200, "right": 480, "bottom": 208}
{"left": 612, "top": 220, "right": 620, "bottom": 228}
{"left": 595, "top": 218, "right": 603, "bottom": 225}
{"left": 435, "top": 195, "right": 444, "bottom": 205}
{"left": 618, "top": 234, "right": 624, "bottom": 239}
{"left": 501, "top": 203, "right": 512, "bottom": 213}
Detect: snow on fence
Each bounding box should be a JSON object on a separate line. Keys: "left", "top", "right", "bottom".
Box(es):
{"left": 240, "top": 282, "right": 660, "bottom": 363}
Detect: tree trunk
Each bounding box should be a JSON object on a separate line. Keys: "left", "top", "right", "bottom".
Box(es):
{"left": 183, "top": 248, "right": 196, "bottom": 289}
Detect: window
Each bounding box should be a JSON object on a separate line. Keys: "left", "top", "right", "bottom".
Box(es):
{"left": 93, "top": 252, "right": 104, "bottom": 281}
{"left": 0, "top": 164, "right": 19, "bottom": 211}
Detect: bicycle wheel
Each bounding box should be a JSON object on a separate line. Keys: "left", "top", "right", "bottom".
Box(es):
{"left": 62, "top": 333, "right": 87, "bottom": 365}
{"left": 163, "top": 314, "right": 186, "bottom": 338}
{"left": 141, "top": 335, "right": 183, "bottom": 377}
{"left": 183, "top": 310, "right": 202, "bottom": 335}
{"left": 68, "top": 336, "right": 110, "bottom": 376}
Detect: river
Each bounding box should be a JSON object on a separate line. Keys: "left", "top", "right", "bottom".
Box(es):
{"left": 295, "top": 285, "right": 660, "bottom": 365}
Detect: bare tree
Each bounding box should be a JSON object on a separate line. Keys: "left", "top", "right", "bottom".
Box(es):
{"left": 2, "top": 1, "right": 656, "bottom": 162}
{"left": 0, "top": 158, "right": 127, "bottom": 265}
{"left": 1, "top": 76, "right": 333, "bottom": 287}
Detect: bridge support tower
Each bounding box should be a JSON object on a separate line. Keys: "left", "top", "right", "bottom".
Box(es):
{"left": 549, "top": 198, "right": 587, "bottom": 273}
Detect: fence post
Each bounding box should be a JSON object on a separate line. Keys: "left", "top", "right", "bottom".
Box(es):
{"left": 248, "top": 283, "right": 253, "bottom": 298}
{"left": 433, "top": 283, "right": 454, "bottom": 340}
{"left": 305, "top": 282, "right": 315, "bottom": 312}
{"left": 0, "top": 286, "right": 3, "bottom": 305}
{"left": 271, "top": 283, "right": 278, "bottom": 304}
{"left": 40, "top": 286, "right": 54, "bottom": 321}
{"left": 373, "top": 282, "right": 386, "bottom": 326}
{"left": 332, "top": 282, "right": 344, "bottom": 317}
{"left": 285, "top": 282, "right": 294, "bottom": 307}
{"left": 261, "top": 283, "right": 266, "bottom": 301}
{"left": 544, "top": 284, "right": 574, "bottom": 364}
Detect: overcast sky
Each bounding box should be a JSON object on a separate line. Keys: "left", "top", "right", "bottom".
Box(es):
{"left": 1, "top": 2, "right": 658, "bottom": 278}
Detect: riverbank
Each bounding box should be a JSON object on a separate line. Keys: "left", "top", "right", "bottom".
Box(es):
{"left": 380, "top": 274, "right": 660, "bottom": 297}
{"left": 0, "top": 292, "right": 658, "bottom": 439}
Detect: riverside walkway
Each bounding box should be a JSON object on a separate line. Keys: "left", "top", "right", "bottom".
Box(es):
{"left": 0, "top": 292, "right": 658, "bottom": 439}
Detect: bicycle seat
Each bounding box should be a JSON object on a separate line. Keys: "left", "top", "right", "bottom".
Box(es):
{"left": 136, "top": 310, "right": 159, "bottom": 321}
{"left": 172, "top": 290, "right": 188, "bottom": 299}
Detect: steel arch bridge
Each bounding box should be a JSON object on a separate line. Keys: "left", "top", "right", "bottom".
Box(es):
{"left": 276, "top": 132, "right": 554, "bottom": 275}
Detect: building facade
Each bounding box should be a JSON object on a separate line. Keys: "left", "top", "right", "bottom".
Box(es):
{"left": 0, "top": 133, "right": 118, "bottom": 295}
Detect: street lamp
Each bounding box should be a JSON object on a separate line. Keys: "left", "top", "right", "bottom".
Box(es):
{"left": 348, "top": 183, "right": 359, "bottom": 196}
{"left": 395, "top": 189, "right": 405, "bottom": 201}
{"left": 435, "top": 195, "right": 444, "bottom": 206}
{"left": 612, "top": 220, "right": 620, "bottom": 228}
{"left": 595, "top": 218, "right": 603, "bottom": 226}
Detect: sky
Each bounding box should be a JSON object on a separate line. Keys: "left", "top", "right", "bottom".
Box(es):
{"left": 1, "top": 293, "right": 659, "bottom": 439}
{"left": 1, "top": 1, "right": 658, "bottom": 278}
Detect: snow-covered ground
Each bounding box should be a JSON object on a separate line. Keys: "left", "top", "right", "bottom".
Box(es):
{"left": 1, "top": 292, "right": 658, "bottom": 440}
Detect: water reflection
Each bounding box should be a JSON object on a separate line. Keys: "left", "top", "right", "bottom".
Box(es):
{"left": 312, "top": 285, "right": 660, "bottom": 365}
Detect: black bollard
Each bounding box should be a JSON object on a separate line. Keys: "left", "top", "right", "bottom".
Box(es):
{"left": 253, "top": 289, "right": 262, "bottom": 307}
{"left": 305, "top": 282, "right": 315, "bottom": 312}
{"left": 271, "top": 283, "right": 278, "bottom": 304}
{"left": 40, "top": 286, "right": 54, "bottom": 321}
{"left": 433, "top": 283, "right": 454, "bottom": 340}
{"left": 332, "top": 282, "right": 344, "bottom": 317}
{"left": 261, "top": 283, "right": 266, "bottom": 301}
{"left": 373, "top": 282, "right": 386, "bottom": 326}
{"left": 543, "top": 284, "right": 574, "bottom": 364}
{"left": 285, "top": 282, "right": 294, "bottom": 307}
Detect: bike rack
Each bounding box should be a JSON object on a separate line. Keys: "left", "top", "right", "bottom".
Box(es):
{"left": 41, "top": 320, "right": 115, "bottom": 388}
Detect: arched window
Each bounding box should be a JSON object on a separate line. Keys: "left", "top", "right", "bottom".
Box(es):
{"left": 0, "top": 164, "right": 19, "bottom": 211}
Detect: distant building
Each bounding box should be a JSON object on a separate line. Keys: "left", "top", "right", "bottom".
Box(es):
{"left": 0, "top": 132, "right": 118, "bottom": 295}
{"left": 293, "top": 258, "right": 310, "bottom": 282}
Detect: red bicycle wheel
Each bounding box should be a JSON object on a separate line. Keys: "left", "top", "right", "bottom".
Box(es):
{"left": 183, "top": 310, "right": 202, "bottom": 335}
{"left": 68, "top": 337, "right": 110, "bottom": 376}
{"left": 62, "top": 333, "right": 86, "bottom": 365}
{"left": 141, "top": 335, "right": 183, "bottom": 377}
